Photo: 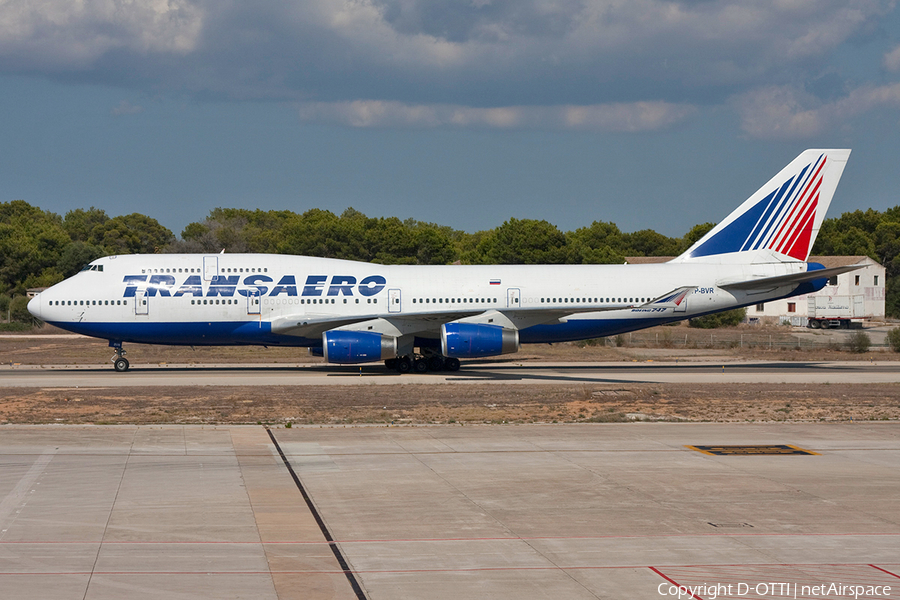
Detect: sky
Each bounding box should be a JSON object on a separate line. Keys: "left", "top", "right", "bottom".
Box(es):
{"left": 2, "top": 0, "right": 900, "bottom": 239}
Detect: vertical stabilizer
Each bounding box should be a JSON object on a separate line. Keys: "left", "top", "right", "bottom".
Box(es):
{"left": 673, "top": 149, "right": 850, "bottom": 264}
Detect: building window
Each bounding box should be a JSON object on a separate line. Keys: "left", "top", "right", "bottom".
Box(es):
{"left": 855, "top": 275, "right": 860, "bottom": 286}
{"left": 875, "top": 275, "right": 879, "bottom": 286}
{"left": 787, "top": 302, "right": 796, "bottom": 313}
{"left": 828, "top": 276, "right": 838, "bottom": 286}
{"left": 756, "top": 303, "right": 765, "bottom": 312}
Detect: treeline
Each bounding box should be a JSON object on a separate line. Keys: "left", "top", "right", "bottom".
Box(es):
{"left": 2, "top": 200, "right": 900, "bottom": 319}
{"left": 168, "top": 206, "right": 714, "bottom": 266}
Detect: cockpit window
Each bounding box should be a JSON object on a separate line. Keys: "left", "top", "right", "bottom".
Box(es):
{"left": 80, "top": 264, "right": 104, "bottom": 272}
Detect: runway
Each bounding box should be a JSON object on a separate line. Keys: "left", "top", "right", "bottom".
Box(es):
{"left": 2, "top": 359, "right": 900, "bottom": 386}
{"left": 1, "top": 423, "right": 898, "bottom": 600}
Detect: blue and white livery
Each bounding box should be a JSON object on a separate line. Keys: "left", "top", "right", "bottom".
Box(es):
{"left": 28, "top": 149, "right": 857, "bottom": 372}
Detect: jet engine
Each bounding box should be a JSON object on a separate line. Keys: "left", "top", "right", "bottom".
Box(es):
{"left": 322, "top": 331, "right": 398, "bottom": 364}
{"left": 440, "top": 323, "right": 519, "bottom": 358}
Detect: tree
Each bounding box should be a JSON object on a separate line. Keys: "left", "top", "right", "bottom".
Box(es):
{"left": 678, "top": 222, "right": 716, "bottom": 254}
{"left": 9, "top": 295, "right": 33, "bottom": 323}
{"left": 887, "top": 328, "right": 900, "bottom": 352}
{"left": 412, "top": 224, "right": 458, "bottom": 265}
{"left": 471, "top": 218, "right": 569, "bottom": 264}
{"left": 0, "top": 200, "right": 70, "bottom": 295}
{"left": 277, "top": 209, "right": 349, "bottom": 258}
{"left": 57, "top": 241, "right": 105, "bottom": 277}
{"left": 813, "top": 224, "right": 875, "bottom": 257}
{"left": 689, "top": 308, "right": 746, "bottom": 328}
{"left": 623, "top": 229, "right": 680, "bottom": 257}
{"left": 846, "top": 331, "right": 871, "bottom": 353}
{"left": 88, "top": 214, "right": 174, "bottom": 255}
{"left": 63, "top": 207, "right": 109, "bottom": 242}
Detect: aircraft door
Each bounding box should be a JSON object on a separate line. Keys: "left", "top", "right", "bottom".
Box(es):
{"left": 203, "top": 256, "right": 218, "bottom": 281}
{"left": 507, "top": 288, "right": 521, "bottom": 308}
{"left": 135, "top": 290, "right": 149, "bottom": 315}
{"left": 246, "top": 289, "right": 260, "bottom": 315}
{"left": 388, "top": 289, "right": 402, "bottom": 313}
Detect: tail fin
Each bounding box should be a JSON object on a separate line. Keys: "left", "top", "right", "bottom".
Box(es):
{"left": 673, "top": 149, "right": 851, "bottom": 264}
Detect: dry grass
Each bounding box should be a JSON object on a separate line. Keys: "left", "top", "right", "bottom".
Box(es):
{"left": 2, "top": 325, "right": 899, "bottom": 425}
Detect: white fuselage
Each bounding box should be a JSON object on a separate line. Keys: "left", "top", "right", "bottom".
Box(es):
{"left": 28, "top": 253, "right": 810, "bottom": 348}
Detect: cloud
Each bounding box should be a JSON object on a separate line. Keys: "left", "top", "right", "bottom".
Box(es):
{"left": 296, "top": 100, "right": 696, "bottom": 131}
{"left": 0, "top": 1, "right": 890, "bottom": 96}
{"left": 733, "top": 82, "right": 900, "bottom": 139}
{"left": 0, "top": 0, "right": 202, "bottom": 70}
{"left": 111, "top": 100, "right": 144, "bottom": 116}
{"left": 0, "top": 0, "right": 897, "bottom": 132}
{"left": 885, "top": 44, "right": 900, "bottom": 73}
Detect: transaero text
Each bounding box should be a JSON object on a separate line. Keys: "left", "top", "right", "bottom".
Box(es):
{"left": 122, "top": 275, "right": 387, "bottom": 298}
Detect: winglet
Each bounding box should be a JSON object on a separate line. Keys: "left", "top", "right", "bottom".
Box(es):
{"left": 642, "top": 286, "right": 696, "bottom": 308}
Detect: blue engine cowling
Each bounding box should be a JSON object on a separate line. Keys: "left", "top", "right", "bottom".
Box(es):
{"left": 441, "top": 323, "right": 519, "bottom": 358}
{"left": 322, "top": 331, "right": 398, "bottom": 364}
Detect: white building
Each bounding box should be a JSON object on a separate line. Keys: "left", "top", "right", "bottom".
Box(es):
{"left": 625, "top": 256, "right": 885, "bottom": 326}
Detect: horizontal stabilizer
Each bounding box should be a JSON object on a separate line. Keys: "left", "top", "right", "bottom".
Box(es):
{"left": 717, "top": 264, "right": 865, "bottom": 291}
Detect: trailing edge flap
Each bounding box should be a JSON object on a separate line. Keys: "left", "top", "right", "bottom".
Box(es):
{"left": 270, "top": 312, "right": 484, "bottom": 338}
{"left": 717, "top": 264, "right": 865, "bottom": 291}
{"left": 270, "top": 314, "right": 376, "bottom": 338}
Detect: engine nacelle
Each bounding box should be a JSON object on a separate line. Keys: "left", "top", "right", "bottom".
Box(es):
{"left": 322, "top": 331, "right": 398, "bottom": 364}
{"left": 441, "top": 323, "right": 519, "bottom": 359}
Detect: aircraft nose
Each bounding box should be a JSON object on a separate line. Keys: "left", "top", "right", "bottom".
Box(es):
{"left": 27, "top": 295, "right": 42, "bottom": 320}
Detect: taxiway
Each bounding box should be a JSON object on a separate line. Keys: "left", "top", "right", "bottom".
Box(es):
{"left": 1, "top": 423, "right": 898, "bottom": 599}
{"left": 2, "top": 359, "right": 900, "bottom": 387}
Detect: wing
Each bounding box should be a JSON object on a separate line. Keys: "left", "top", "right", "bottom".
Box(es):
{"left": 270, "top": 293, "right": 677, "bottom": 342}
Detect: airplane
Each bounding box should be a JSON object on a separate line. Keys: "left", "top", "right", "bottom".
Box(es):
{"left": 28, "top": 149, "right": 859, "bottom": 373}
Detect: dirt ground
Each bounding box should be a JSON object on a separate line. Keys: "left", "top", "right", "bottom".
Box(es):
{"left": 2, "top": 382, "right": 898, "bottom": 426}
{"left": 2, "top": 324, "right": 899, "bottom": 425}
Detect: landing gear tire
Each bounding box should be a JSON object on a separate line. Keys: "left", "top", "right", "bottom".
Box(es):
{"left": 114, "top": 358, "right": 130, "bottom": 372}
{"left": 444, "top": 357, "right": 460, "bottom": 372}
{"left": 414, "top": 358, "right": 429, "bottom": 373}
{"left": 427, "top": 355, "right": 444, "bottom": 372}
{"left": 396, "top": 356, "right": 412, "bottom": 374}
{"left": 384, "top": 358, "right": 399, "bottom": 370}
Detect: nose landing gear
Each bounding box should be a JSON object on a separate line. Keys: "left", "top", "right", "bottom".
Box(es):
{"left": 109, "top": 341, "right": 130, "bottom": 372}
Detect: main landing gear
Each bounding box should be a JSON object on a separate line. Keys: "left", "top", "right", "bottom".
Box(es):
{"left": 384, "top": 354, "right": 460, "bottom": 374}
{"left": 110, "top": 341, "right": 130, "bottom": 372}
